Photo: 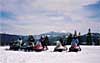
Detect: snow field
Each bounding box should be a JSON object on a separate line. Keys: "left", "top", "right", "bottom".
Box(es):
{"left": 0, "top": 46, "right": 100, "bottom": 63}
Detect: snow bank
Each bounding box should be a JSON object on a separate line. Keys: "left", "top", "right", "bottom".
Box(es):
{"left": 0, "top": 46, "right": 100, "bottom": 63}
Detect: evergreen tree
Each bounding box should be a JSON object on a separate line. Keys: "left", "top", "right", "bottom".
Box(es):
{"left": 98, "top": 38, "right": 100, "bottom": 45}
{"left": 97, "top": 38, "right": 100, "bottom": 45}
{"left": 74, "top": 30, "right": 77, "bottom": 37}
{"left": 86, "top": 28, "right": 92, "bottom": 45}
{"left": 78, "top": 32, "right": 81, "bottom": 45}
{"left": 67, "top": 34, "right": 72, "bottom": 45}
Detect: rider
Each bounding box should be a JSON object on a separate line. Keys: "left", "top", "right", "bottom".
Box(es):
{"left": 17, "top": 37, "right": 23, "bottom": 48}
{"left": 71, "top": 36, "right": 79, "bottom": 47}
{"left": 39, "top": 35, "right": 48, "bottom": 50}
{"left": 27, "top": 35, "right": 35, "bottom": 51}
{"left": 39, "top": 36, "right": 45, "bottom": 48}
{"left": 55, "top": 41, "right": 62, "bottom": 49}
{"left": 28, "top": 35, "right": 35, "bottom": 46}
{"left": 44, "top": 35, "right": 49, "bottom": 50}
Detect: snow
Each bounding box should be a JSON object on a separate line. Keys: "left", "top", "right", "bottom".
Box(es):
{"left": 0, "top": 46, "right": 100, "bottom": 63}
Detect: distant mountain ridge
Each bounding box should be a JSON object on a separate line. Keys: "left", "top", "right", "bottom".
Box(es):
{"left": 40, "top": 31, "right": 71, "bottom": 37}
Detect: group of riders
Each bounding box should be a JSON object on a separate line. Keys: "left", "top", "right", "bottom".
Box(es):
{"left": 9, "top": 35, "right": 49, "bottom": 52}
{"left": 9, "top": 35, "right": 81, "bottom": 52}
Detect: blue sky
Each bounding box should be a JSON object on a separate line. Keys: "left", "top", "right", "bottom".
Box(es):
{"left": 0, "top": 0, "right": 100, "bottom": 35}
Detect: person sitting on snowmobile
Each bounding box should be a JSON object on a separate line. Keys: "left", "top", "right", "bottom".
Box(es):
{"left": 54, "top": 40, "right": 67, "bottom": 52}
{"left": 55, "top": 41, "right": 62, "bottom": 49}
{"left": 69, "top": 36, "right": 81, "bottom": 52}
{"left": 27, "top": 35, "right": 35, "bottom": 51}
{"left": 13, "top": 41, "right": 20, "bottom": 50}
{"left": 17, "top": 37, "right": 23, "bottom": 48}
{"left": 71, "top": 36, "right": 79, "bottom": 48}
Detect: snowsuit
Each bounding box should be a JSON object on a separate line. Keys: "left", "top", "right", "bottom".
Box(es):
{"left": 27, "top": 36, "right": 35, "bottom": 51}
{"left": 17, "top": 39, "right": 22, "bottom": 47}
{"left": 44, "top": 36, "right": 49, "bottom": 49}
{"left": 55, "top": 41, "right": 61, "bottom": 49}
{"left": 39, "top": 37, "right": 45, "bottom": 49}
{"left": 39, "top": 36, "right": 48, "bottom": 50}
{"left": 71, "top": 38, "right": 79, "bottom": 47}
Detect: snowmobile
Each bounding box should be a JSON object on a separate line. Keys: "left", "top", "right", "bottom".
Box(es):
{"left": 9, "top": 42, "right": 14, "bottom": 50}
{"left": 69, "top": 45, "right": 81, "bottom": 52}
{"left": 20, "top": 42, "right": 35, "bottom": 52}
{"left": 20, "top": 42, "right": 29, "bottom": 51}
{"left": 54, "top": 41, "right": 67, "bottom": 52}
{"left": 54, "top": 46, "right": 67, "bottom": 52}
{"left": 9, "top": 41, "right": 20, "bottom": 51}
{"left": 33, "top": 42, "right": 47, "bottom": 52}
{"left": 33, "top": 45, "right": 43, "bottom": 52}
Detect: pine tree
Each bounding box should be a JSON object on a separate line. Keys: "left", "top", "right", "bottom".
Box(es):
{"left": 86, "top": 28, "right": 92, "bottom": 45}
{"left": 74, "top": 30, "right": 77, "bottom": 37}
{"left": 67, "top": 34, "right": 72, "bottom": 45}
{"left": 78, "top": 32, "right": 81, "bottom": 45}
{"left": 99, "top": 39, "right": 100, "bottom": 45}
{"left": 97, "top": 38, "right": 100, "bottom": 45}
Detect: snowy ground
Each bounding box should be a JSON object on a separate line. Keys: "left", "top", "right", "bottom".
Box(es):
{"left": 0, "top": 46, "right": 100, "bottom": 63}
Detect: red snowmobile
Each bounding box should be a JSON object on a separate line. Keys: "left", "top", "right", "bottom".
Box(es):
{"left": 69, "top": 45, "right": 81, "bottom": 52}
{"left": 33, "top": 42, "right": 48, "bottom": 52}
{"left": 33, "top": 44, "right": 43, "bottom": 52}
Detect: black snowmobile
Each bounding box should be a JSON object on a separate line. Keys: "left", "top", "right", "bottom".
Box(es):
{"left": 54, "top": 46, "right": 67, "bottom": 52}
{"left": 9, "top": 41, "right": 20, "bottom": 51}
